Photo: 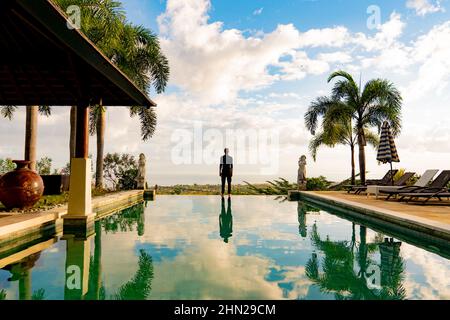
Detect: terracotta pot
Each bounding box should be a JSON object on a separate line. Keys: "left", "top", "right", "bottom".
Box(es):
{"left": 0, "top": 160, "right": 44, "bottom": 209}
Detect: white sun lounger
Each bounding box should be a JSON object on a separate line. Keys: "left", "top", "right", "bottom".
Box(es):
{"left": 366, "top": 169, "right": 439, "bottom": 198}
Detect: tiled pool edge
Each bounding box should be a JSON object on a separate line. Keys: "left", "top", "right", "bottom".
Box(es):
{"left": 290, "top": 191, "right": 450, "bottom": 242}
{"left": 0, "top": 190, "right": 144, "bottom": 251}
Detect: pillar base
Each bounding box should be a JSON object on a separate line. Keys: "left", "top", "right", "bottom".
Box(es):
{"left": 288, "top": 190, "right": 301, "bottom": 201}
{"left": 143, "top": 189, "right": 155, "bottom": 201}
{"left": 62, "top": 213, "right": 95, "bottom": 238}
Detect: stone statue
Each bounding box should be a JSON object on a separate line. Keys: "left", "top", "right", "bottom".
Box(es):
{"left": 136, "top": 153, "right": 146, "bottom": 189}
{"left": 297, "top": 155, "right": 307, "bottom": 190}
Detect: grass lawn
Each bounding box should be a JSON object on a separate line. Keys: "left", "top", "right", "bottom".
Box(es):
{"left": 0, "top": 188, "right": 115, "bottom": 213}
{"left": 156, "top": 184, "right": 274, "bottom": 195}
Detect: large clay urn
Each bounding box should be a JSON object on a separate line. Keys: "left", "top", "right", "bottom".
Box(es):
{"left": 0, "top": 160, "right": 44, "bottom": 209}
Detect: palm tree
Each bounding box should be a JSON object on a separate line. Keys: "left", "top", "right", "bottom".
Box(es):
{"left": 86, "top": 221, "right": 104, "bottom": 300}
{"left": 305, "top": 71, "right": 402, "bottom": 185}
{"left": 89, "top": 105, "right": 106, "bottom": 188}
{"left": 305, "top": 223, "right": 406, "bottom": 300}
{"left": 306, "top": 105, "right": 379, "bottom": 185}
{"left": 1, "top": 105, "right": 51, "bottom": 171}
{"left": 69, "top": 106, "right": 77, "bottom": 168}
{"left": 56, "top": 0, "right": 169, "bottom": 189}
{"left": 113, "top": 249, "right": 154, "bottom": 300}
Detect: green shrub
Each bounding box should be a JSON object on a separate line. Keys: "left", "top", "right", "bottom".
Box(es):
{"left": 0, "top": 158, "right": 15, "bottom": 174}
{"left": 306, "top": 176, "right": 331, "bottom": 191}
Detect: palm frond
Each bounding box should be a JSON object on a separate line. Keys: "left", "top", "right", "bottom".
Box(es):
{"left": 309, "top": 132, "right": 327, "bottom": 161}
{"left": 361, "top": 79, "right": 402, "bottom": 136}
{"left": 305, "top": 96, "right": 336, "bottom": 134}
{"left": 89, "top": 105, "right": 105, "bottom": 136}
{"left": 129, "top": 106, "right": 157, "bottom": 141}
{"left": 328, "top": 70, "right": 360, "bottom": 106}
{"left": 1, "top": 105, "right": 17, "bottom": 120}
{"left": 38, "top": 105, "right": 51, "bottom": 117}
{"left": 363, "top": 129, "right": 379, "bottom": 149}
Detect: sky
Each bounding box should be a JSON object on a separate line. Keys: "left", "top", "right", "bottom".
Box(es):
{"left": 1, "top": 0, "right": 450, "bottom": 185}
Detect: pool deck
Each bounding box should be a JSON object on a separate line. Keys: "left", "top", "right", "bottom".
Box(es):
{"left": 0, "top": 190, "right": 144, "bottom": 247}
{"left": 289, "top": 190, "right": 450, "bottom": 242}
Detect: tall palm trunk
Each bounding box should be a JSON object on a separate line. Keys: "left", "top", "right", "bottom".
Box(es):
{"left": 357, "top": 129, "right": 366, "bottom": 185}
{"left": 350, "top": 144, "right": 356, "bottom": 185}
{"left": 69, "top": 106, "right": 77, "bottom": 162}
{"left": 95, "top": 109, "right": 106, "bottom": 189}
{"left": 93, "top": 221, "right": 102, "bottom": 300}
{"left": 24, "top": 105, "right": 38, "bottom": 171}
{"left": 359, "top": 226, "right": 368, "bottom": 278}
{"left": 19, "top": 269, "right": 32, "bottom": 300}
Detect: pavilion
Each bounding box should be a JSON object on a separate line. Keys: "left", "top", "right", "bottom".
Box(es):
{"left": 0, "top": 0, "right": 156, "bottom": 233}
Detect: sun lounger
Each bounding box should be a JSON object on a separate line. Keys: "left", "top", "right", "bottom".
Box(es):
{"left": 365, "top": 172, "right": 415, "bottom": 198}
{"left": 397, "top": 170, "right": 450, "bottom": 204}
{"left": 400, "top": 190, "right": 450, "bottom": 204}
{"left": 350, "top": 170, "right": 403, "bottom": 195}
{"left": 344, "top": 169, "right": 398, "bottom": 194}
{"left": 379, "top": 169, "right": 439, "bottom": 200}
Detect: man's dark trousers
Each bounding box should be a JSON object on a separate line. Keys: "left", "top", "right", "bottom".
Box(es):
{"left": 221, "top": 175, "right": 232, "bottom": 195}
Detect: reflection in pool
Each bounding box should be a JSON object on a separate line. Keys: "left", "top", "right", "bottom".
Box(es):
{"left": 0, "top": 196, "right": 449, "bottom": 300}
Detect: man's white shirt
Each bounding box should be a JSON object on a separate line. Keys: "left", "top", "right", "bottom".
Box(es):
{"left": 220, "top": 155, "right": 233, "bottom": 165}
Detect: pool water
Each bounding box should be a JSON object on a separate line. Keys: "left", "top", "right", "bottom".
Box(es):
{"left": 0, "top": 195, "right": 449, "bottom": 300}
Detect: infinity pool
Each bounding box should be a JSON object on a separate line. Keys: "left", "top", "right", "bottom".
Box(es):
{"left": 0, "top": 195, "right": 449, "bottom": 300}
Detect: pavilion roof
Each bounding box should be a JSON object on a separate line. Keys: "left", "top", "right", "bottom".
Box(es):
{"left": 0, "top": 0, "right": 157, "bottom": 107}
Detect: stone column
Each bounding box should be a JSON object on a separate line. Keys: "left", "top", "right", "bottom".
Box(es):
{"left": 63, "top": 104, "right": 95, "bottom": 234}
{"left": 63, "top": 234, "right": 93, "bottom": 300}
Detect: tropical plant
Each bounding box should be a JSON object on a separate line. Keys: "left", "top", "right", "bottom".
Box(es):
{"left": 0, "top": 158, "right": 15, "bottom": 174}
{"left": 113, "top": 249, "right": 154, "bottom": 300}
{"left": 305, "top": 223, "right": 406, "bottom": 300}
{"left": 36, "top": 157, "right": 52, "bottom": 175}
{"left": 102, "top": 203, "right": 145, "bottom": 235}
{"left": 244, "top": 177, "right": 331, "bottom": 195}
{"left": 86, "top": 221, "right": 105, "bottom": 300}
{"left": 392, "top": 168, "right": 406, "bottom": 182}
{"left": 306, "top": 111, "right": 379, "bottom": 185}
{"left": 305, "top": 71, "right": 402, "bottom": 185}
{"left": 0, "top": 289, "right": 6, "bottom": 300}
{"left": 244, "top": 178, "right": 296, "bottom": 195}
{"left": 55, "top": 0, "right": 169, "bottom": 189}
{"left": 103, "top": 153, "right": 138, "bottom": 190}
{"left": 31, "top": 289, "right": 46, "bottom": 300}
{"left": 306, "top": 176, "right": 331, "bottom": 191}
{"left": 0, "top": 105, "right": 17, "bottom": 120}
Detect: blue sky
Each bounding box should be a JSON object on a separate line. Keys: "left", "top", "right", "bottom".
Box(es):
{"left": 1, "top": 0, "right": 450, "bottom": 185}
{"left": 121, "top": 0, "right": 448, "bottom": 39}
{"left": 121, "top": 0, "right": 450, "bottom": 184}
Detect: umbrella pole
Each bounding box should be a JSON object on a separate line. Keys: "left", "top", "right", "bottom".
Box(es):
{"left": 390, "top": 162, "right": 394, "bottom": 186}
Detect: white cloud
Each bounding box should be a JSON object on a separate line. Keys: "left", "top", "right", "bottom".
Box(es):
{"left": 298, "top": 26, "right": 351, "bottom": 48}
{"left": 157, "top": 0, "right": 296, "bottom": 105}
{"left": 157, "top": 0, "right": 354, "bottom": 105}
{"left": 403, "top": 21, "right": 450, "bottom": 101}
{"left": 317, "top": 51, "right": 352, "bottom": 64}
{"left": 277, "top": 51, "right": 330, "bottom": 80}
{"left": 253, "top": 7, "right": 264, "bottom": 16}
{"left": 355, "top": 12, "right": 406, "bottom": 51}
{"left": 406, "top": 0, "right": 445, "bottom": 16}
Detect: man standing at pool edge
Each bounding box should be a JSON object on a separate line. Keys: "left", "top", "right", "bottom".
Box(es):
{"left": 220, "top": 148, "right": 233, "bottom": 197}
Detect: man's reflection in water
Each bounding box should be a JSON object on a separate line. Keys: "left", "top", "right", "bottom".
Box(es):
{"left": 219, "top": 197, "right": 233, "bottom": 243}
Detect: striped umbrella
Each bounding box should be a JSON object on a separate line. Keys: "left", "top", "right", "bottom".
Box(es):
{"left": 376, "top": 121, "right": 400, "bottom": 185}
